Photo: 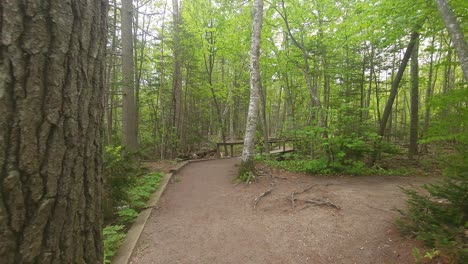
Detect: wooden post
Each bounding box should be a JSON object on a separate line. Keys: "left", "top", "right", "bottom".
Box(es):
{"left": 230, "top": 144, "right": 234, "bottom": 157}
{"left": 216, "top": 143, "right": 220, "bottom": 158}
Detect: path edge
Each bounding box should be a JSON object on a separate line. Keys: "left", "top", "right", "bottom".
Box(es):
{"left": 111, "top": 161, "right": 189, "bottom": 264}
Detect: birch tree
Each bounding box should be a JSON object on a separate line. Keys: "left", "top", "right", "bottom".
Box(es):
{"left": 434, "top": 0, "right": 468, "bottom": 80}
{"left": 240, "top": 0, "right": 264, "bottom": 175}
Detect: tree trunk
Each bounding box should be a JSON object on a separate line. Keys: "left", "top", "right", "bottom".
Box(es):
{"left": 409, "top": 38, "right": 420, "bottom": 157}
{"left": 259, "top": 82, "right": 270, "bottom": 154}
{"left": 379, "top": 31, "right": 420, "bottom": 137}
{"left": 122, "top": 0, "right": 139, "bottom": 151}
{"left": 241, "top": 0, "right": 264, "bottom": 171}
{"left": 434, "top": 0, "right": 468, "bottom": 80}
{"left": 0, "top": 0, "right": 107, "bottom": 263}
{"left": 106, "top": 0, "right": 118, "bottom": 146}
{"left": 171, "top": 0, "right": 183, "bottom": 156}
{"left": 423, "top": 36, "right": 439, "bottom": 152}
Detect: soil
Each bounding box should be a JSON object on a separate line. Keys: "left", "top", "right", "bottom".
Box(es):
{"left": 130, "top": 158, "right": 434, "bottom": 264}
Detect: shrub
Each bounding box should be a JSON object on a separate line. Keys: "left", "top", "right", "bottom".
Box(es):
{"left": 397, "top": 172, "right": 468, "bottom": 262}
{"left": 104, "top": 145, "right": 138, "bottom": 204}
{"left": 397, "top": 87, "right": 468, "bottom": 262}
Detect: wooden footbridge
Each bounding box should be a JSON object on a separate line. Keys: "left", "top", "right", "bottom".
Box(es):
{"left": 216, "top": 138, "right": 294, "bottom": 157}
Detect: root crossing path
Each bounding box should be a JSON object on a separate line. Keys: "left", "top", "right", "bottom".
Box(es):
{"left": 130, "top": 158, "right": 426, "bottom": 264}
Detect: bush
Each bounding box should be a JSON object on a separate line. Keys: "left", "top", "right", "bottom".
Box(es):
{"left": 397, "top": 172, "right": 468, "bottom": 262}
{"left": 104, "top": 145, "right": 138, "bottom": 204}
{"left": 397, "top": 88, "right": 468, "bottom": 262}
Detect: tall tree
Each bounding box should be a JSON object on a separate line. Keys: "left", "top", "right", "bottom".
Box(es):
{"left": 241, "top": 0, "right": 264, "bottom": 173}
{"left": 171, "top": 0, "right": 183, "bottom": 155}
{"left": 122, "top": 0, "right": 139, "bottom": 151}
{"left": 409, "top": 37, "right": 420, "bottom": 157}
{"left": 434, "top": 0, "right": 468, "bottom": 80}
{"left": 379, "top": 31, "right": 420, "bottom": 137}
{"left": 0, "top": 0, "right": 107, "bottom": 262}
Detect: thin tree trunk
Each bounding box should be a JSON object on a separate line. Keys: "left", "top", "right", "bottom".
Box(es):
{"left": 259, "top": 82, "right": 270, "bottom": 153}
{"left": 409, "top": 38, "right": 420, "bottom": 157}
{"left": 241, "top": 0, "right": 264, "bottom": 171}
{"left": 106, "top": 0, "right": 118, "bottom": 145}
{"left": 379, "top": 31, "right": 420, "bottom": 137}
{"left": 423, "top": 36, "right": 438, "bottom": 152}
{"left": 171, "top": 0, "right": 182, "bottom": 156}
{"left": 0, "top": 1, "right": 107, "bottom": 262}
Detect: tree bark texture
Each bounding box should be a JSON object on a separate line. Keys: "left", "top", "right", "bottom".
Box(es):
{"left": 409, "top": 38, "right": 419, "bottom": 157}
{"left": 122, "top": 0, "right": 139, "bottom": 151}
{"left": 0, "top": 0, "right": 107, "bottom": 263}
{"left": 241, "top": 0, "right": 264, "bottom": 165}
{"left": 379, "top": 31, "right": 420, "bottom": 137}
{"left": 434, "top": 0, "right": 468, "bottom": 80}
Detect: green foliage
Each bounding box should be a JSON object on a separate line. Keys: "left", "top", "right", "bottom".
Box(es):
{"left": 102, "top": 166, "right": 164, "bottom": 263}
{"left": 116, "top": 208, "right": 139, "bottom": 224}
{"left": 104, "top": 145, "right": 138, "bottom": 204}
{"left": 127, "top": 172, "right": 163, "bottom": 209}
{"left": 103, "top": 225, "right": 126, "bottom": 263}
{"left": 397, "top": 172, "right": 468, "bottom": 262}
{"left": 397, "top": 88, "right": 468, "bottom": 262}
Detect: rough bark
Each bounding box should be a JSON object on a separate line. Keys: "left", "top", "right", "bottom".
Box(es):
{"left": 122, "top": 0, "right": 139, "bottom": 151}
{"left": 241, "top": 0, "right": 264, "bottom": 168}
{"left": 434, "top": 0, "right": 468, "bottom": 80}
{"left": 409, "top": 38, "right": 419, "bottom": 157}
{"left": 0, "top": 0, "right": 107, "bottom": 263}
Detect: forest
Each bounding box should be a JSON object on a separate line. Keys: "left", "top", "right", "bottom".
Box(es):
{"left": 0, "top": 0, "right": 466, "bottom": 263}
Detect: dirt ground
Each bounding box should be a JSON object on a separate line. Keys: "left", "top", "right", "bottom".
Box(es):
{"left": 130, "top": 158, "right": 433, "bottom": 264}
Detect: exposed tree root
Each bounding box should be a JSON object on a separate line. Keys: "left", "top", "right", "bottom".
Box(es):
{"left": 272, "top": 176, "right": 288, "bottom": 180}
{"left": 303, "top": 198, "right": 341, "bottom": 210}
{"left": 254, "top": 189, "right": 272, "bottom": 209}
{"left": 291, "top": 184, "right": 317, "bottom": 210}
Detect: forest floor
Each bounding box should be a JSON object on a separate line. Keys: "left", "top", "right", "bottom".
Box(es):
{"left": 130, "top": 158, "right": 435, "bottom": 264}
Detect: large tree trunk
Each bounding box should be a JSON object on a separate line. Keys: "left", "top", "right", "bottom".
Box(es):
{"left": 434, "top": 0, "right": 468, "bottom": 80}
{"left": 241, "top": 0, "right": 264, "bottom": 171}
{"left": 122, "top": 0, "right": 139, "bottom": 152}
{"left": 0, "top": 0, "right": 107, "bottom": 263}
{"left": 409, "top": 38, "right": 420, "bottom": 157}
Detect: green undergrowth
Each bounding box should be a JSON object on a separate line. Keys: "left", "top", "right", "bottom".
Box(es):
{"left": 396, "top": 150, "right": 468, "bottom": 262}
{"left": 256, "top": 153, "right": 411, "bottom": 176}
{"left": 103, "top": 146, "right": 164, "bottom": 263}
{"left": 396, "top": 88, "right": 468, "bottom": 263}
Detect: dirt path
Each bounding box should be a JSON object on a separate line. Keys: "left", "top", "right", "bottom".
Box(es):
{"left": 130, "top": 158, "right": 430, "bottom": 264}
